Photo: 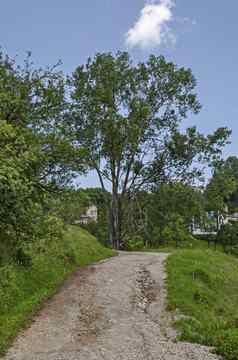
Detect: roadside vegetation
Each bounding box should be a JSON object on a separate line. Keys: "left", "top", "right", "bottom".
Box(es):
{"left": 0, "top": 226, "right": 114, "bottom": 355}
{"left": 139, "top": 237, "right": 219, "bottom": 253}
{"left": 167, "top": 249, "right": 238, "bottom": 360}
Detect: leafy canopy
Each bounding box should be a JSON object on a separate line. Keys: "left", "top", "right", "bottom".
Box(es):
{"left": 70, "top": 52, "right": 230, "bottom": 193}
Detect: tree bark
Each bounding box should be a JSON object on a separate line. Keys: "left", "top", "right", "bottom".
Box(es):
{"left": 108, "top": 193, "right": 123, "bottom": 249}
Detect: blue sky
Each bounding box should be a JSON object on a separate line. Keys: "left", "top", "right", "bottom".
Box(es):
{"left": 1, "top": 0, "right": 237, "bottom": 187}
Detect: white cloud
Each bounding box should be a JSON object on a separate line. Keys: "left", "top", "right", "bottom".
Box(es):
{"left": 125, "top": 0, "right": 176, "bottom": 49}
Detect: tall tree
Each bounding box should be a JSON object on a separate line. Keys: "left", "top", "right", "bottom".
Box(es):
{"left": 69, "top": 52, "right": 230, "bottom": 249}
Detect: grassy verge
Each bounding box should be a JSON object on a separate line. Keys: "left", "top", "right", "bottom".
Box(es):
{"left": 0, "top": 226, "right": 115, "bottom": 355}
{"left": 141, "top": 237, "right": 221, "bottom": 253}
{"left": 167, "top": 249, "right": 238, "bottom": 360}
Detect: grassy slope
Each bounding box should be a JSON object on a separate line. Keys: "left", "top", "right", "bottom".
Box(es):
{"left": 0, "top": 226, "right": 115, "bottom": 355}
{"left": 167, "top": 249, "right": 238, "bottom": 359}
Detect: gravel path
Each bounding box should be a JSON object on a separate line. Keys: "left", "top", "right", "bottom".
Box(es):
{"left": 3, "top": 252, "right": 221, "bottom": 360}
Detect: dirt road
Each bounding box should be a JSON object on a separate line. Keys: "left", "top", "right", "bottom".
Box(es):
{"left": 4, "top": 252, "right": 220, "bottom": 360}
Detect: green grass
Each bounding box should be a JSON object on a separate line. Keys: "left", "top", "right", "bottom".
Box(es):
{"left": 0, "top": 226, "right": 115, "bottom": 355}
{"left": 142, "top": 237, "right": 220, "bottom": 253}
{"left": 167, "top": 249, "right": 238, "bottom": 359}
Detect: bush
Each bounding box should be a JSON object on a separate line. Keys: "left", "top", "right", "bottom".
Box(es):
{"left": 216, "top": 329, "right": 238, "bottom": 360}
{"left": 161, "top": 225, "right": 174, "bottom": 244}
{"left": 161, "top": 216, "right": 196, "bottom": 248}
{"left": 125, "top": 235, "right": 144, "bottom": 251}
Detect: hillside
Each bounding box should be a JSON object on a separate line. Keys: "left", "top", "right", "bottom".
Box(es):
{"left": 0, "top": 226, "right": 115, "bottom": 355}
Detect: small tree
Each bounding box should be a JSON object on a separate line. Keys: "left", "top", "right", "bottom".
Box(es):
{"left": 69, "top": 52, "right": 230, "bottom": 249}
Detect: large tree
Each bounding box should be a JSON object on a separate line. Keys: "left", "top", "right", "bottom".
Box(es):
{"left": 69, "top": 52, "right": 230, "bottom": 249}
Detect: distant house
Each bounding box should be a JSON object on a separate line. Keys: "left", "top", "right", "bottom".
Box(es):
{"left": 76, "top": 205, "right": 98, "bottom": 225}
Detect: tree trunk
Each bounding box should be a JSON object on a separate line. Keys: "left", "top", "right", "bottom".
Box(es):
{"left": 108, "top": 205, "right": 114, "bottom": 247}
{"left": 108, "top": 193, "right": 122, "bottom": 249}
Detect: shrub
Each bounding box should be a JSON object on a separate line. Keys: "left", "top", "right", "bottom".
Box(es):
{"left": 161, "top": 216, "right": 196, "bottom": 247}
{"left": 161, "top": 226, "right": 174, "bottom": 244}
{"left": 125, "top": 235, "right": 144, "bottom": 251}
{"left": 216, "top": 329, "right": 238, "bottom": 360}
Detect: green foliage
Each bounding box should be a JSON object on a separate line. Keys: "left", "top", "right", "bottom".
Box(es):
{"left": 216, "top": 329, "right": 238, "bottom": 360}
{"left": 149, "top": 210, "right": 196, "bottom": 248}
{"left": 224, "top": 157, "right": 238, "bottom": 212}
{"left": 205, "top": 166, "right": 236, "bottom": 214}
{"left": 0, "top": 226, "right": 115, "bottom": 355}
{"left": 167, "top": 249, "right": 238, "bottom": 359}
{"left": 53, "top": 187, "right": 110, "bottom": 245}
{"left": 141, "top": 238, "right": 212, "bottom": 253}
{"left": 0, "top": 121, "right": 41, "bottom": 260}
{"left": 69, "top": 51, "right": 230, "bottom": 248}
{"left": 57, "top": 187, "right": 111, "bottom": 245}
{"left": 161, "top": 226, "right": 175, "bottom": 244}
{"left": 0, "top": 50, "right": 85, "bottom": 260}
{"left": 81, "top": 188, "right": 110, "bottom": 245}
{"left": 195, "top": 234, "right": 217, "bottom": 243}
{"left": 125, "top": 235, "right": 144, "bottom": 251}
{"left": 0, "top": 50, "right": 78, "bottom": 185}
{"left": 55, "top": 189, "right": 90, "bottom": 225}
{"left": 217, "top": 223, "right": 238, "bottom": 253}
{"left": 162, "top": 215, "right": 194, "bottom": 247}
{"left": 147, "top": 183, "right": 204, "bottom": 248}
{"left": 204, "top": 156, "right": 238, "bottom": 224}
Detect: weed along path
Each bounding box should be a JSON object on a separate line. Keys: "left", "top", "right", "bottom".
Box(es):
{"left": 4, "top": 252, "right": 220, "bottom": 360}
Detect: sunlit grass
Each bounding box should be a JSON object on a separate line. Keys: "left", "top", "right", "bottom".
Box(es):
{"left": 167, "top": 249, "right": 238, "bottom": 359}
{"left": 0, "top": 226, "right": 115, "bottom": 355}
